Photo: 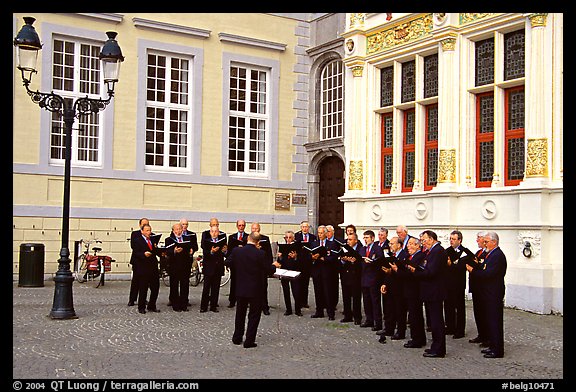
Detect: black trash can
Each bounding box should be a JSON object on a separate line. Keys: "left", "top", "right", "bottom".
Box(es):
{"left": 18, "top": 243, "right": 45, "bottom": 287}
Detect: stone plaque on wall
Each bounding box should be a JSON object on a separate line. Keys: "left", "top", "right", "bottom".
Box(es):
{"left": 275, "top": 193, "right": 291, "bottom": 210}
{"left": 291, "top": 194, "right": 307, "bottom": 205}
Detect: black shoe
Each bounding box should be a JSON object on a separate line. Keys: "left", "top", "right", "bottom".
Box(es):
{"left": 479, "top": 342, "right": 490, "bottom": 348}
{"left": 167, "top": 302, "right": 172, "bottom": 307}
{"left": 340, "top": 318, "right": 353, "bottom": 323}
{"left": 210, "top": 308, "right": 219, "bottom": 313}
{"left": 232, "top": 338, "right": 242, "bottom": 345}
{"left": 200, "top": 309, "right": 207, "bottom": 313}
{"left": 469, "top": 336, "right": 482, "bottom": 343}
{"left": 376, "top": 329, "right": 386, "bottom": 335}
{"left": 284, "top": 311, "right": 292, "bottom": 316}
{"left": 453, "top": 334, "right": 465, "bottom": 339}
{"left": 263, "top": 310, "right": 270, "bottom": 316}
{"left": 360, "top": 322, "right": 374, "bottom": 328}
{"left": 372, "top": 326, "right": 383, "bottom": 332}
{"left": 295, "top": 311, "right": 303, "bottom": 317}
{"left": 445, "top": 330, "right": 455, "bottom": 335}
{"left": 423, "top": 352, "right": 445, "bottom": 358}
{"left": 302, "top": 304, "right": 310, "bottom": 308}
{"left": 426, "top": 326, "right": 432, "bottom": 332}
{"left": 483, "top": 352, "right": 503, "bottom": 358}
{"left": 227, "top": 303, "right": 235, "bottom": 308}
{"left": 147, "top": 308, "right": 160, "bottom": 313}
{"left": 127, "top": 301, "right": 135, "bottom": 307}
{"left": 354, "top": 319, "right": 362, "bottom": 325}
{"left": 481, "top": 348, "right": 493, "bottom": 354}
{"left": 391, "top": 333, "right": 406, "bottom": 340}
{"left": 378, "top": 336, "right": 387, "bottom": 344}
{"left": 404, "top": 341, "right": 424, "bottom": 348}
{"left": 311, "top": 313, "right": 325, "bottom": 318}
{"left": 182, "top": 307, "right": 189, "bottom": 312}
{"left": 243, "top": 342, "right": 257, "bottom": 349}
{"left": 174, "top": 308, "right": 182, "bottom": 312}
{"left": 138, "top": 309, "right": 146, "bottom": 314}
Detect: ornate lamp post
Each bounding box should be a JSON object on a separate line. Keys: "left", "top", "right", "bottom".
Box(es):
{"left": 14, "top": 17, "right": 124, "bottom": 319}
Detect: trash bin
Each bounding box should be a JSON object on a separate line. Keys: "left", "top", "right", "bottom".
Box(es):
{"left": 18, "top": 243, "right": 45, "bottom": 287}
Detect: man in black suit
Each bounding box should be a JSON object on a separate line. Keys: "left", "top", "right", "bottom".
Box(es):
{"left": 277, "top": 230, "right": 302, "bottom": 316}
{"left": 229, "top": 232, "right": 280, "bottom": 348}
{"left": 467, "top": 231, "right": 507, "bottom": 358}
{"left": 165, "top": 222, "right": 193, "bottom": 312}
{"left": 179, "top": 218, "right": 198, "bottom": 308}
{"left": 360, "top": 230, "right": 385, "bottom": 332}
{"left": 380, "top": 236, "right": 407, "bottom": 341}
{"left": 410, "top": 230, "right": 448, "bottom": 358}
{"left": 339, "top": 232, "right": 363, "bottom": 325}
{"left": 200, "top": 225, "right": 227, "bottom": 312}
{"left": 468, "top": 231, "right": 488, "bottom": 346}
{"left": 294, "top": 220, "right": 316, "bottom": 308}
{"left": 444, "top": 230, "right": 474, "bottom": 339}
{"left": 392, "top": 236, "right": 426, "bottom": 349}
{"left": 128, "top": 217, "right": 149, "bottom": 306}
{"left": 376, "top": 227, "right": 392, "bottom": 336}
{"left": 250, "top": 222, "right": 273, "bottom": 315}
{"left": 130, "top": 223, "right": 161, "bottom": 314}
{"left": 225, "top": 219, "right": 248, "bottom": 308}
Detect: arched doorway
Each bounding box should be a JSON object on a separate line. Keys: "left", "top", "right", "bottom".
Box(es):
{"left": 318, "top": 156, "right": 345, "bottom": 239}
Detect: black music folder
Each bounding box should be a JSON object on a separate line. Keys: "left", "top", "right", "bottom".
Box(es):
{"left": 302, "top": 244, "right": 327, "bottom": 258}
{"left": 278, "top": 242, "right": 302, "bottom": 255}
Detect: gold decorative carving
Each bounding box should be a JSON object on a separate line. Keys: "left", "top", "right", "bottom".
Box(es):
{"left": 438, "top": 149, "right": 456, "bottom": 183}
{"left": 351, "top": 65, "right": 364, "bottom": 77}
{"left": 366, "top": 13, "right": 433, "bottom": 55}
{"left": 348, "top": 160, "right": 364, "bottom": 190}
{"left": 526, "top": 138, "right": 549, "bottom": 177}
{"left": 349, "top": 13, "right": 366, "bottom": 29}
{"left": 528, "top": 13, "right": 548, "bottom": 27}
{"left": 459, "top": 13, "right": 495, "bottom": 25}
{"left": 441, "top": 36, "right": 457, "bottom": 51}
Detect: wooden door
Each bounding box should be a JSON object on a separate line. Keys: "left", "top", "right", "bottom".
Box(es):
{"left": 318, "top": 156, "right": 345, "bottom": 239}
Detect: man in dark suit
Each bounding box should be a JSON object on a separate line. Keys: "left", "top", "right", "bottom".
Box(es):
{"left": 339, "top": 232, "right": 363, "bottom": 325}
{"left": 128, "top": 217, "right": 149, "bottom": 306}
{"left": 294, "top": 220, "right": 316, "bottom": 308}
{"left": 410, "top": 230, "right": 448, "bottom": 358}
{"left": 444, "top": 230, "right": 474, "bottom": 339}
{"left": 360, "top": 230, "right": 385, "bottom": 332}
{"left": 468, "top": 231, "right": 488, "bottom": 346}
{"left": 393, "top": 237, "right": 426, "bottom": 348}
{"left": 165, "top": 222, "right": 193, "bottom": 312}
{"left": 250, "top": 222, "right": 273, "bottom": 315}
{"left": 229, "top": 232, "right": 280, "bottom": 348}
{"left": 376, "top": 228, "right": 393, "bottom": 336}
{"left": 130, "top": 223, "right": 161, "bottom": 314}
{"left": 379, "top": 236, "right": 407, "bottom": 342}
{"left": 200, "top": 225, "right": 227, "bottom": 312}
{"left": 467, "top": 231, "right": 507, "bottom": 358}
{"left": 276, "top": 230, "right": 302, "bottom": 316}
{"left": 308, "top": 225, "right": 330, "bottom": 319}
{"left": 179, "top": 218, "right": 198, "bottom": 308}
{"left": 226, "top": 219, "right": 248, "bottom": 308}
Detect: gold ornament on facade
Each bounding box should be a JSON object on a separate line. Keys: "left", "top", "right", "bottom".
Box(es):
{"left": 366, "top": 13, "right": 433, "bottom": 55}
{"left": 528, "top": 13, "right": 548, "bottom": 27}
{"left": 525, "top": 138, "right": 548, "bottom": 177}
{"left": 348, "top": 160, "right": 364, "bottom": 190}
{"left": 351, "top": 65, "right": 364, "bottom": 77}
{"left": 440, "top": 36, "right": 457, "bottom": 51}
{"left": 459, "top": 13, "right": 495, "bottom": 25}
{"left": 438, "top": 149, "right": 456, "bottom": 183}
{"left": 349, "top": 13, "right": 366, "bottom": 29}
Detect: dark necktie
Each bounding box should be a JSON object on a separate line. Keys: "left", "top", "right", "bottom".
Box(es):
{"left": 304, "top": 234, "right": 308, "bottom": 242}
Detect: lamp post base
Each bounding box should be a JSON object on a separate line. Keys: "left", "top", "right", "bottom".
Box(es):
{"left": 49, "top": 252, "right": 77, "bottom": 320}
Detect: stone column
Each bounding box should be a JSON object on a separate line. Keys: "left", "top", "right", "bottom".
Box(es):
{"left": 522, "top": 13, "right": 550, "bottom": 186}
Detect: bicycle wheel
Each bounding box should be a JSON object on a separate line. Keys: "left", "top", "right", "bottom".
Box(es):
{"left": 161, "top": 269, "right": 170, "bottom": 287}
{"left": 76, "top": 255, "right": 88, "bottom": 283}
{"left": 220, "top": 266, "right": 231, "bottom": 287}
{"left": 189, "top": 268, "right": 201, "bottom": 287}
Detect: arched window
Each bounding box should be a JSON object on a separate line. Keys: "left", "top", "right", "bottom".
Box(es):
{"left": 320, "top": 60, "right": 343, "bottom": 140}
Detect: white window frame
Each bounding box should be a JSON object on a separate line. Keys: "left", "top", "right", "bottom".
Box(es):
{"left": 320, "top": 59, "right": 344, "bottom": 140}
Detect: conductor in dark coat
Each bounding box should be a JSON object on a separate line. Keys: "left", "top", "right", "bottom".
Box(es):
{"left": 130, "top": 223, "right": 161, "bottom": 314}
{"left": 229, "top": 232, "right": 280, "bottom": 348}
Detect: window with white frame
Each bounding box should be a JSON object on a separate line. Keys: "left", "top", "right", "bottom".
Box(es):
{"left": 228, "top": 64, "right": 269, "bottom": 176}
{"left": 145, "top": 52, "right": 192, "bottom": 171}
{"left": 50, "top": 37, "right": 104, "bottom": 166}
{"left": 320, "top": 60, "right": 343, "bottom": 140}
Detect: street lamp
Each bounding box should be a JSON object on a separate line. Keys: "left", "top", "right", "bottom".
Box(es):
{"left": 14, "top": 16, "right": 124, "bottom": 319}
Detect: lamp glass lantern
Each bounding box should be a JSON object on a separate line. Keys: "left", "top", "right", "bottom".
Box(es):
{"left": 13, "top": 16, "right": 42, "bottom": 84}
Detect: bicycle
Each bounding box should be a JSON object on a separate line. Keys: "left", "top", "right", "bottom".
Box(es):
{"left": 75, "top": 239, "right": 115, "bottom": 288}
{"left": 189, "top": 254, "right": 231, "bottom": 287}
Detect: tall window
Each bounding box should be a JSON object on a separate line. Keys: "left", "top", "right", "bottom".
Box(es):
{"left": 402, "top": 109, "right": 416, "bottom": 192}
{"left": 228, "top": 64, "right": 269, "bottom": 176}
{"left": 424, "top": 105, "right": 438, "bottom": 190}
{"left": 50, "top": 38, "right": 103, "bottom": 166}
{"left": 380, "top": 113, "right": 393, "bottom": 193}
{"left": 145, "top": 53, "right": 191, "bottom": 170}
{"left": 474, "top": 27, "right": 525, "bottom": 187}
{"left": 320, "top": 60, "right": 343, "bottom": 140}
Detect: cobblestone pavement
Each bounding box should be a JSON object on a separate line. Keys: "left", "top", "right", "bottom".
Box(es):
{"left": 13, "top": 279, "right": 563, "bottom": 382}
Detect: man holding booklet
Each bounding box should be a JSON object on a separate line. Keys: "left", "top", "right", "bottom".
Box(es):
{"left": 164, "top": 222, "right": 193, "bottom": 312}
{"left": 276, "top": 230, "right": 303, "bottom": 316}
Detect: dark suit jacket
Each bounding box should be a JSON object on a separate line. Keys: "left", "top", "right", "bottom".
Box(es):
{"left": 226, "top": 232, "right": 248, "bottom": 258}
{"left": 295, "top": 231, "right": 317, "bottom": 271}
{"left": 413, "top": 242, "right": 448, "bottom": 302}
{"left": 339, "top": 243, "right": 362, "bottom": 286}
{"left": 165, "top": 233, "right": 193, "bottom": 271}
{"left": 182, "top": 230, "right": 199, "bottom": 254}
{"left": 469, "top": 246, "right": 507, "bottom": 301}
{"left": 201, "top": 236, "right": 227, "bottom": 277}
{"left": 360, "top": 242, "right": 385, "bottom": 288}
{"left": 468, "top": 248, "right": 487, "bottom": 293}
{"left": 230, "top": 243, "right": 276, "bottom": 298}
{"left": 445, "top": 245, "right": 473, "bottom": 291}
{"left": 396, "top": 250, "right": 425, "bottom": 299}
{"left": 130, "top": 234, "right": 159, "bottom": 273}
